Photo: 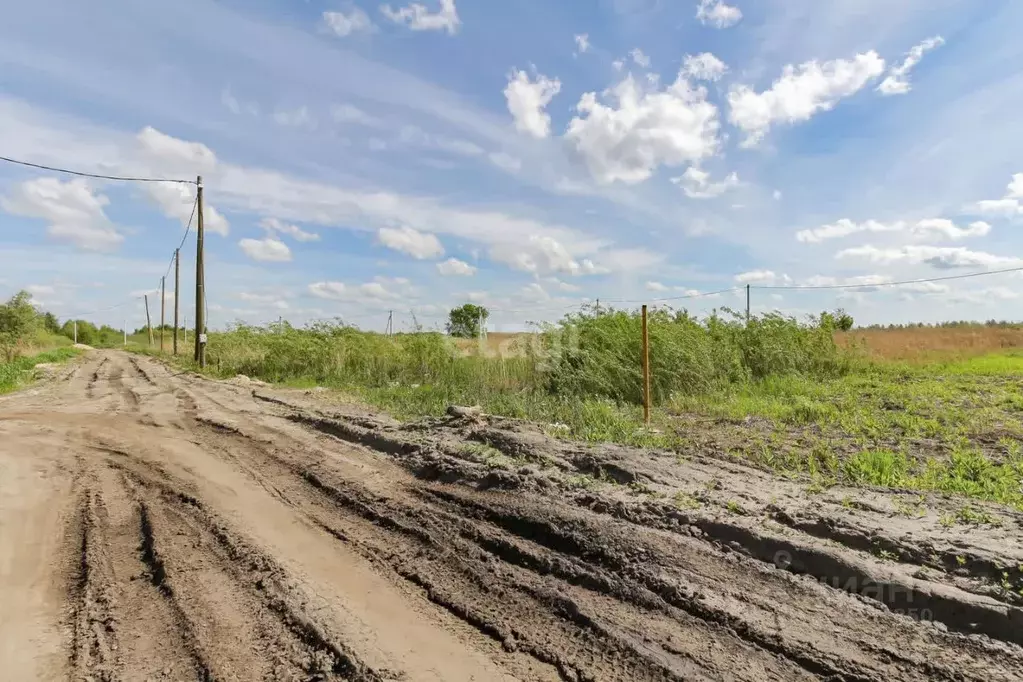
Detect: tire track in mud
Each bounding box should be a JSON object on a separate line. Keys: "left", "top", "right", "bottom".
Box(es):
{"left": 105, "top": 362, "right": 140, "bottom": 412}
{"left": 67, "top": 466, "right": 208, "bottom": 681}
{"left": 256, "top": 404, "right": 1023, "bottom": 681}
{"left": 287, "top": 408, "right": 1023, "bottom": 649}
{"left": 71, "top": 444, "right": 389, "bottom": 682}
{"left": 183, "top": 417, "right": 709, "bottom": 681}
{"left": 767, "top": 507, "right": 1023, "bottom": 607}
{"left": 179, "top": 408, "right": 1009, "bottom": 682}
{"left": 127, "top": 355, "right": 156, "bottom": 386}
{"left": 84, "top": 356, "right": 109, "bottom": 400}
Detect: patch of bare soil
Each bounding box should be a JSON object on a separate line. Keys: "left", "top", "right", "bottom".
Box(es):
{"left": 1, "top": 350, "right": 1022, "bottom": 681}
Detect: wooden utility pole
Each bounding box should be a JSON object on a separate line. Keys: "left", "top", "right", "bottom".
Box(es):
{"left": 160, "top": 276, "right": 166, "bottom": 352}
{"left": 746, "top": 284, "right": 751, "bottom": 323}
{"left": 173, "top": 249, "right": 180, "bottom": 355}
{"left": 194, "top": 176, "right": 206, "bottom": 367}
{"left": 144, "top": 295, "right": 154, "bottom": 347}
{"left": 641, "top": 304, "right": 651, "bottom": 424}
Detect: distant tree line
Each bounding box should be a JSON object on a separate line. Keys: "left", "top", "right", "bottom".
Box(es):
{"left": 858, "top": 320, "right": 1023, "bottom": 330}
{"left": 0, "top": 289, "right": 125, "bottom": 359}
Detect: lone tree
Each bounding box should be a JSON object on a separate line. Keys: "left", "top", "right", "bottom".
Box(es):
{"left": 820, "top": 308, "right": 854, "bottom": 332}
{"left": 447, "top": 303, "right": 489, "bottom": 338}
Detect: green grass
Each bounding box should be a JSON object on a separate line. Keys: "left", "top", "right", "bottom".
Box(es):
{"left": 0, "top": 347, "right": 81, "bottom": 394}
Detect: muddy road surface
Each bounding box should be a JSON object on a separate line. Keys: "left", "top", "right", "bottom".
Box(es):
{"left": 2, "top": 350, "right": 1022, "bottom": 681}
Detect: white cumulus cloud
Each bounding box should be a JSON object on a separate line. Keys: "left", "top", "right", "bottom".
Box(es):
{"left": 797, "top": 218, "right": 990, "bottom": 242}
{"left": 728, "top": 51, "right": 885, "bottom": 147}
{"left": 645, "top": 281, "right": 669, "bottom": 292}
{"left": 504, "top": 69, "right": 561, "bottom": 139}
{"left": 136, "top": 127, "right": 230, "bottom": 235}
{"left": 672, "top": 167, "right": 739, "bottom": 198}
{"left": 260, "top": 217, "right": 320, "bottom": 242}
{"left": 913, "top": 219, "right": 990, "bottom": 240}
{"left": 239, "top": 237, "right": 292, "bottom": 262}
{"left": 796, "top": 219, "right": 901, "bottom": 243}
{"left": 137, "top": 126, "right": 217, "bottom": 172}
{"left": 489, "top": 235, "right": 608, "bottom": 276}
{"left": 837, "top": 244, "right": 1023, "bottom": 269}
{"left": 381, "top": 0, "right": 460, "bottom": 34}
{"left": 566, "top": 72, "right": 720, "bottom": 184}
{"left": 309, "top": 277, "right": 413, "bottom": 302}
{"left": 630, "top": 48, "right": 651, "bottom": 68}
{"left": 683, "top": 53, "right": 728, "bottom": 81}
{"left": 377, "top": 225, "right": 444, "bottom": 259}
{"left": 436, "top": 258, "right": 476, "bottom": 276}
{"left": 146, "top": 182, "right": 230, "bottom": 237}
{"left": 322, "top": 9, "right": 375, "bottom": 36}
{"left": 735, "top": 270, "right": 791, "bottom": 285}
{"left": 696, "top": 0, "right": 742, "bottom": 28}
{"left": 1, "top": 177, "right": 123, "bottom": 251}
{"left": 877, "top": 36, "right": 945, "bottom": 96}
{"left": 971, "top": 173, "right": 1023, "bottom": 217}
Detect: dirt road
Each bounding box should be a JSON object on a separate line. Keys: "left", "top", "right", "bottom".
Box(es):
{"left": 1, "top": 350, "right": 1022, "bottom": 681}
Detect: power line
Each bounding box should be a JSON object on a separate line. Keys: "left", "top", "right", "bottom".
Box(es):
{"left": 602, "top": 287, "right": 742, "bottom": 305}
{"left": 175, "top": 195, "right": 199, "bottom": 252}
{"left": 163, "top": 195, "right": 198, "bottom": 280}
{"left": 0, "top": 154, "right": 194, "bottom": 184}
{"left": 61, "top": 297, "right": 141, "bottom": 319}
{"left": 753, "top": 265, "right": 1023, "bottom": 290}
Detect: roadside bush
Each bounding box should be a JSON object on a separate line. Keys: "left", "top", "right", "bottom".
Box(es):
{"left": 537, "top": 305, "right": 853, "bottom": 405}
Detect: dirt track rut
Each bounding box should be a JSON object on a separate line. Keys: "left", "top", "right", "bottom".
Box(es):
{"left": 1, "top": 350, "right": 1022, "bottom": 681}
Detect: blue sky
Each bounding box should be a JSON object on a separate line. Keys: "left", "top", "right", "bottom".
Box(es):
{"left": 2, "top": 0, "right": 1023, "bottom": 332}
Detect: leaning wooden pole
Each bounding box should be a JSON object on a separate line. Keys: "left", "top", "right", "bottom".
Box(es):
{"left": 160, "top": 276, "right": 166, "bottom": 352}
{"left": 144, "top": 295, "right": 154, "bottom": 347}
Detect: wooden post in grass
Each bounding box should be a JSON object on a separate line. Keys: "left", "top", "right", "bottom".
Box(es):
{"left": 144, "top": 294, "right": 154, "bottom": 347}
{"left": 642, "top": 304, "right": 651, "bottom": 424}
{"left": 160, "top": 276, "right": 166, "bottom": 352}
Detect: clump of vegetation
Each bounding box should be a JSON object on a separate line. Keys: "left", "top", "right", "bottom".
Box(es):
{"left": 535, "top": 305, "right": 854, "bottom": 405}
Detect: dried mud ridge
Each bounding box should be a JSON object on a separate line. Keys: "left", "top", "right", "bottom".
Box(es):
{"left": 3, "top": 351, "right": 1023, "bottom": 681}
